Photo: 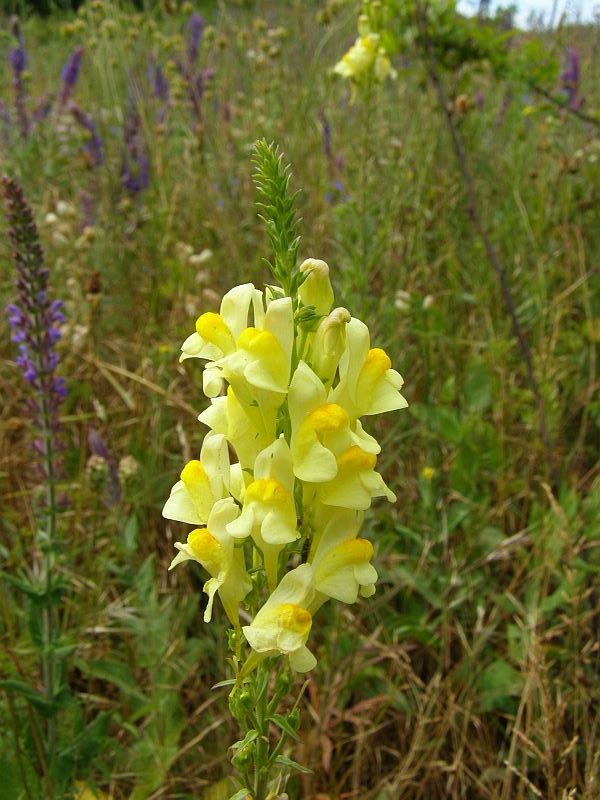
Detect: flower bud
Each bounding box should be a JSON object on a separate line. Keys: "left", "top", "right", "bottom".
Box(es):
{"left": 298, "top": 259, "right": 334, "bottom": 316}
{"left": 275, "top": 669, "right": 294, "bottom": 696}
{"left": 311, "top": 307, "right": 351, "bottom": 387}
{"left": 357, "top": 14, "right": 370, "bottom": 36}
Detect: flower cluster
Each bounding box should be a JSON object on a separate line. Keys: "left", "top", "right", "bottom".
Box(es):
{"left": 4, "top": 177, "right": 67, "bottom": 446}
{"left": 333, "top": 15, "right": 396, "bottom": 85}
{"left": 164, "top": 258, "right": 407, "bottom": 674}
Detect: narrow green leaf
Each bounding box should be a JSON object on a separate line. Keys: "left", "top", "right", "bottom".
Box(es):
{"left": 271, "top": 712, "right": 301, "bottom": 742}
{"left": 273, "top": 754, "right": 312, "bottom": 774}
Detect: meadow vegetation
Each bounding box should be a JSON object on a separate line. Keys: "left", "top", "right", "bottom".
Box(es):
{"left": 1, "top": 1, "right": 599, "bottom": 798}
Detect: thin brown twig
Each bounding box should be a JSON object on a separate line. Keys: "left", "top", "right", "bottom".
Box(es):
{"left": 415, "top": 3, "right": 558, "bottom": 487}
{"left": 530, "top": 83, "right": 600, "bottom": 129}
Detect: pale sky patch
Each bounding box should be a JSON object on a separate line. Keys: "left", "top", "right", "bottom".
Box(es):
{"left": 457, "top": 0, "right": 599, "bottom": 28}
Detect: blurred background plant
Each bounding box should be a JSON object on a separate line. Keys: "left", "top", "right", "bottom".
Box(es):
{"left": 1, "top": 0, "right": 599, "bottom": 797}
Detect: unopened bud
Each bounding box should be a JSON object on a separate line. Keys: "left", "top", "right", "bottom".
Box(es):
{"left": 357, "top": 14, "right": 370, "bottom": 36}
{"left": 311, "top": 307, "right": 351, "bottom": 386}
{"left": 298, "top": 258, "right": 334, "bottom": 316}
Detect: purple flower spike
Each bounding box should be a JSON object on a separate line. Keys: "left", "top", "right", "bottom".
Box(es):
{"left": 187, "top": 14, "right": 205, "bottom": 66}
{"left": 121, "top": 91, "right": 150, "bottom": 195}
{"left": 560, "top": 47, "right": 583, "bottom": 110}
{"left": 9, "top": 21, "right": 29, "bottom": 138}
{"left": 58, "top": 46, "right": 84, "bottom": 109}
{"left": 148, "top": 55, "right": 170, "bottom": 123}
{"left": 71, "top": 104, "right": 104, "bottom": 168}
{"left": 3, "top": 176, "right": 67, "bottom": 469}
{"left": 10, "top": 36, "right": 27, "bottom": 74}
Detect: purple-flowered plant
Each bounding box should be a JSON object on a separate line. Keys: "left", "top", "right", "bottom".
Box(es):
{"left": 70, "top": 104, "right": 104, "bottom": 226}
{"left": 9, "top": 19, "right": 29, "bottom": 139}
{"left": 177, "top": 13, "right": 213, "bottom": 128}
{"left": 187, "top": 13, "right": 205, "bottom": 67}
{"left": 3, "top": 177, "right": 66, "bottom": 461}
{"left": 3, "top": 176, "right": 71, "bottom": 775}
{"left": 58, "top": 46, "right": 84, "bottom": 110}
{"left": 122, "top": 91, "right": 150, "bottom": 195}
{"left": 71, "top": 104, "right": 104, "bottom": 168}
{"left": 5, "top": 20, "right": 86, "bottom": 145}
{"left": 148, "top": 54, "right": 171, "bottom": 124}
{"left": 560, "top": 48, "right": 583, "bottom": 110}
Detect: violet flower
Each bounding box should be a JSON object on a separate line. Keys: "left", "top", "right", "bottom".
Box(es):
{"left": 561, "top": 48, "right": 583, "bottom": 110}
{"left": 9, "top": 20, "right": 29, "bottom": 139}
{"left": 176, "top": 13, "right": 212, "bottom": 128}
{"left": 3, "top": 177, "right": 66, "bottom": 463}
{"left": 58, "top": 46, "right": 84, "bottom": 110}
{"left": 71, "top": 104, "right": 104, "bottom": 168}
{"left": 148, "top": 55, "right": 170, "bottom": 123}
{"left": 121, "top": 93, "right": 150, "bottom": 195}
{"left": 187, "top": 14, "right": 205, "bottom": 67}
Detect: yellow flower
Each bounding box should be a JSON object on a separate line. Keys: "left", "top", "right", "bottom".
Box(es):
{"left": 332, "top": 317, "right": 407, "bottom": 421}
{"left": 242, "top": 564, "right": 316, "bottom": 673}
{"left": 317, "top": 445, "right": 395, "bottom": 510}
{"left": 162, "top": 433, "right": 234, "bottom": 525}
{"left": 180, "top": 282, "right": 262, "bottom": 365}
{"left": 309, "top": 508, "right": 377, "bottom": 607}
{"left": 199, "top": 385, "right": 272, "bottom": 473}
{"left": 334, "top": 33, "right": 380, "bottom": 80}
{"left": 227, "top": 437, "right": 299, "bottom": 590}
{"left": 289, "top": 361, "right": 380, "bottom": 484}
{"left": 421, "top": 466, "right": 436, "bottom": 481}
{"left": 170, "top": 498, "right": 251, "bottom": 626}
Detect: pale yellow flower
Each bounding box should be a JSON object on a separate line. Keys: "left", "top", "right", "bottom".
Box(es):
{"left": 227, "top": 436, "right": 299, "bottom": 590}
{"left": 242, "top": 564, "right": 316, "bottom": 673}
{"left": 315, "top": 444, "right": 395, "bottom": 510}
{"left": 170, "top": 498, "right": 251, "bottom": 626}
{"left": 180, "top": 282, "right": 262, "bottom": 364}
{"left": 199, "top": 385, "right": 272, "bottom": 473}
{"left": 309, "top": 508, "right": 377, "bottom": 608}
{"left": 334, "top": 33, "right": 380, "bottom": 80}
{"left": 162, "top": 432, "right": 233, "bottom": 526}
{"left": 288, "top": 361, "right": 379, "bottom": 484}
{"left": 332, "top": 317, "right": 407, "bottom": 421}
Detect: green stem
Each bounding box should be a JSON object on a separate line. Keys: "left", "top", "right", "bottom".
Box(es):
{"left": 30, "top": 312, "right": 59, "bottom": 788}
{"left": 358, "top": 82, "right": 374, "bottom": 311}
{"left": 253, "top": 663, "right": 270, "bottom": 799}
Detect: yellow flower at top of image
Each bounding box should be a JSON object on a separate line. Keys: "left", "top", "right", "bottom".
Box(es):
{"left": 333, "top": 15, "right": 396, "bottom": 85}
